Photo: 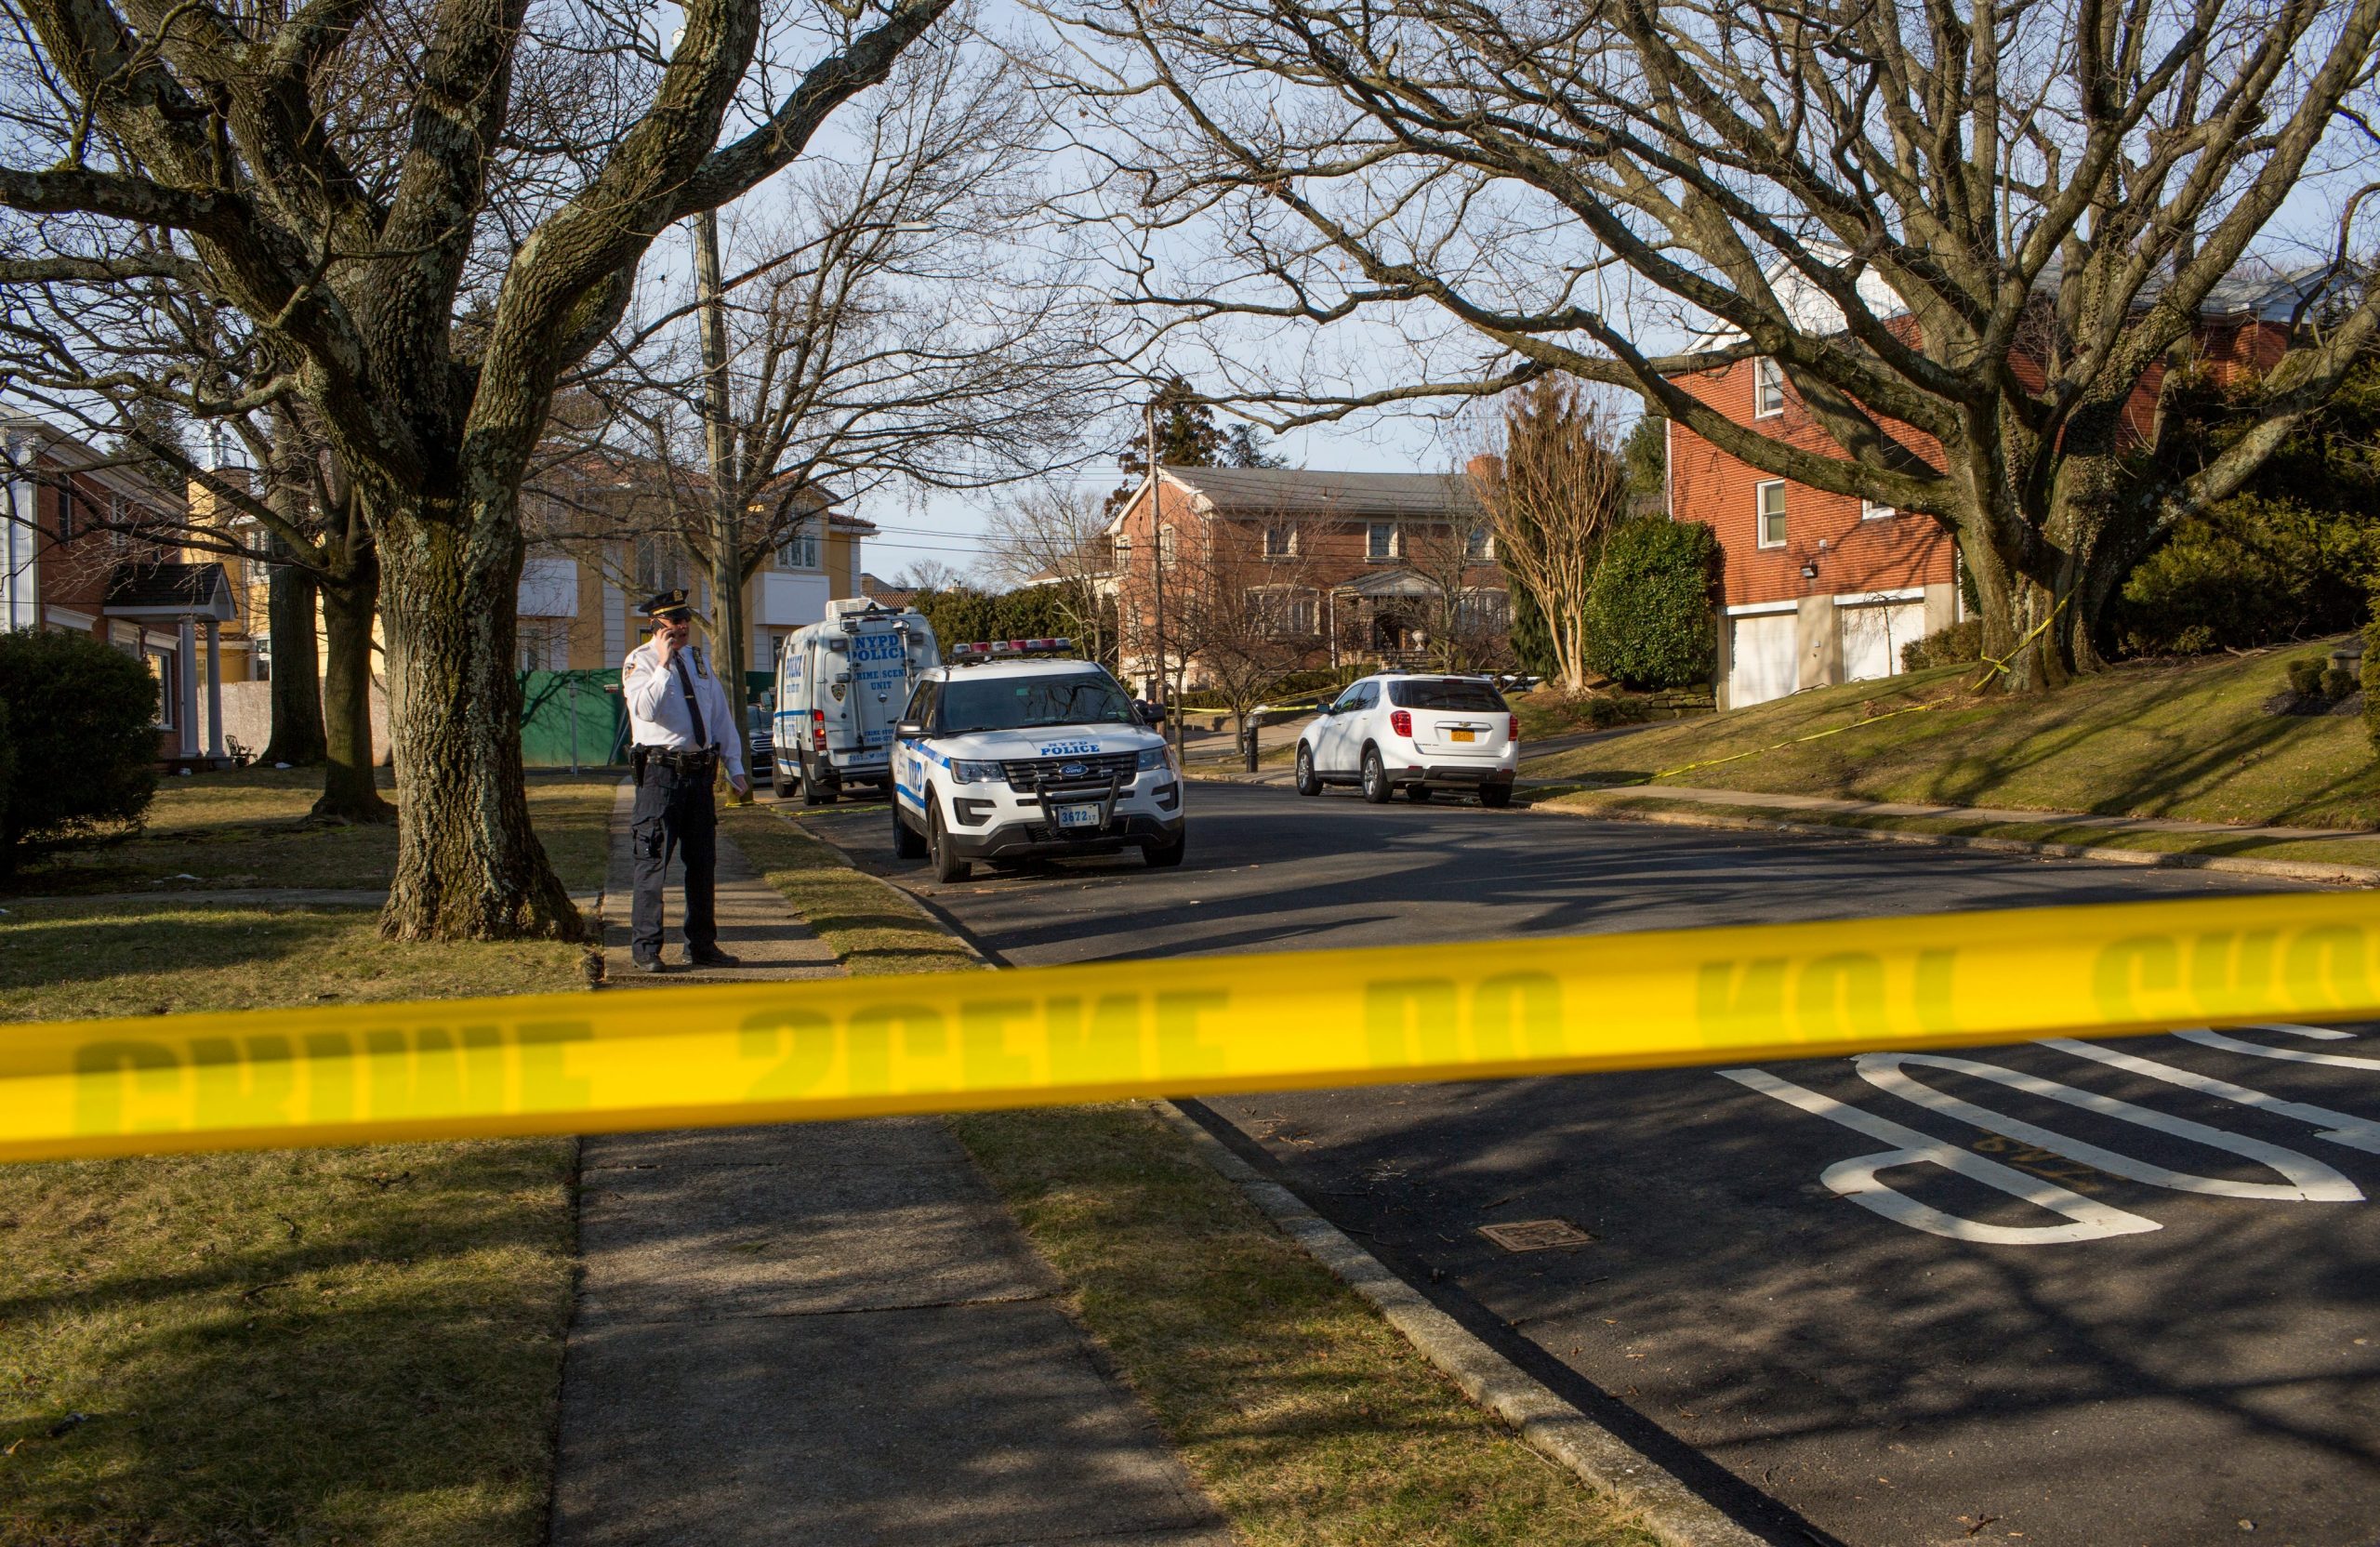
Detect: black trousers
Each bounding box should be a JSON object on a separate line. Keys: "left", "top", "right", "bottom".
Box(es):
{"left": 629, "top": 760, "right": 717, "bottom": 961}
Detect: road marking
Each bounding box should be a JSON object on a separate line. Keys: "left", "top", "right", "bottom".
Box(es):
{"left": 1720, "top": 1068, "right": 2162, "bottom": 1244}
{"left": 2042, "top": 1038, "right": 2380, "bottom": 1155}
{"left": 1854, "top": 1052, "right": 2361, "bottom": 1202}
{"left": 2174, "top": 1023, "right": 2380, "bottom": 1072}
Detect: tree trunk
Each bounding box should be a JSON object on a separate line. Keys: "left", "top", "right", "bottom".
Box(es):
{"left": 316, "top": 555, "right": 393, "bottom": 824}
{"left": 710, "top": 541, "right": 751, "bottom": 806}
{"left": 377, "top": 498, "right": 581, "bottom": 941}
{"left": 259, "top": 560, "right": 326, "bottom": 765}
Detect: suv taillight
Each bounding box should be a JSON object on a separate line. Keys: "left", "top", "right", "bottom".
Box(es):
{"left": 1509, "top": 714, "right": 1520, "bottom": 740}
{"left": 811, "top": 709, "right": 827, "bottom": 750}
{"left": 1389, "top": 708, "right": 1412, "bottom": 738}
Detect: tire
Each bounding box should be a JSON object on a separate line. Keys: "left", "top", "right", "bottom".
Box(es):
{"left": 771, "top": 758, "right": 793, "bottom": 800}
{"left": 1479, "top": 781, "right": 1514, "bottom": 809}
{"left": 1360, "top": 746, "right": 1393, "bottom": 804}
{"left": 1294, "top": 744, "right": 1321, "bottom": 797}
{"left": 892, "top": 794, "right": 927, "bottom": 858}
{"left": 929, "top": 800, "right": 971, "bottom": 883}
{"left": 1143, "top": 829, "right": 1187, "bottom": 867}
{"left": 800, "top": 754, "right": 838, "bottom": 805}
{"left": 1406, "top": 783, "right": 1432, "bottom": 803}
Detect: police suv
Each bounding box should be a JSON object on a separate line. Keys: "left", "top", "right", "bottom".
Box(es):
{"left": 890, "top": 639, "right": 1184, "bottom": 883}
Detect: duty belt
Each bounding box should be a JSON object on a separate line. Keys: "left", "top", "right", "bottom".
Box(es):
{"left": 633, "top": 746, "right": 718, "bottom": 781}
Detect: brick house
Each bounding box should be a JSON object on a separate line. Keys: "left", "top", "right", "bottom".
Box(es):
{"left": 1103, "top": 465, "right": 1508, "bottom": 697}
{"left": 1, "top": 418, "right": 248, "bottom": 764}
{"left": 1667, "top": 267, "right": 2318, "bottom": 708}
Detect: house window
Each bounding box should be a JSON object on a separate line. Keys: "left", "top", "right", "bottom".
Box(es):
{"left": 776, "top": 521, "right": 820, "bottom": 570}
{"left": 519, "top": 617, "right": 570, "bottom": 671}
{"left": 1112, "top": 535, "right": 1132, "bottom": 570}
{"left": 1753, "top": 358, "right": 1785, "bottom": 417}
{"left": 1756, "top": 480, "right": 1788, "bottom": 548}
{"left": 1464, "top": 525, "right": 1493, "bottom": 562}
{"left": 1455, "top": 588, "right": 1510, "bottom": 631}
{"left": 1247, "top": 587, "right": 1317, "bottom": 638}
{"left": 56, "top": 486, "right": 76, "bottom": 541}
{"left": 1263, "top": 522, "right": 1297, "bottom": 560}
{"left": 1157, "top": 525, "right": 1176, "bottom": 562}
{"left": 1367, "top": 522, "right": 1396, "bottom": 561}
{"left": 1860, "top": 497, "right": 1895, "bottom": 521}
{"left": 147, "top": 646, "right": 176, "bottom": 728}
{"left": 633, "top": 534, "right": 684, "bottom": 592}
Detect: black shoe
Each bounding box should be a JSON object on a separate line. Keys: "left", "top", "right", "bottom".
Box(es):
{"left": 630, "top": 955, "right": 668, "bottom": 974}
{"left": 680, "top": 946, "right": 739, "bottom": 968}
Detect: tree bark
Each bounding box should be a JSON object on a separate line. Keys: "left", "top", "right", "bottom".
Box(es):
{"left": 316, "top": 554, "right": 393, "bottom": 824}
{"left": 377, "top": 494, "right": 581, "bottom": 941}
{"left": 259, "top": 560, "right": 326, "bottom": 765}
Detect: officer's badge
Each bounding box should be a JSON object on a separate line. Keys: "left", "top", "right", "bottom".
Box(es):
{"left": 693, "top": 652, "right": 710, "bottom": 679}
{"left": 829, "top": 681, "right": 846, "bottom": 703}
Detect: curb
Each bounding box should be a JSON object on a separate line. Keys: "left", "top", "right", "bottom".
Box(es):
{"left": 1148, "top": 1100, "right": 1778, "bottom": 1547}
{"left": 1527, "top": 794, "right": 2378, "bottom": 887}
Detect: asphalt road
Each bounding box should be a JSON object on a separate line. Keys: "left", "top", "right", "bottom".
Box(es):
{"left": 797, "top": 780, "right": 2380, "bottom": 1547}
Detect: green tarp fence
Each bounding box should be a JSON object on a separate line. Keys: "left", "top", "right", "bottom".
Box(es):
{"left": 519, "top": 669, "right": 627, "bottom": 768}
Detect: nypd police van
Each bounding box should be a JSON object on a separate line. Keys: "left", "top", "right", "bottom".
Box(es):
{"left": 774, "top": 598, "right": 939, "bottom": 802}
{"left": 890, "top": 639, "right": 1184, "bottom": 883}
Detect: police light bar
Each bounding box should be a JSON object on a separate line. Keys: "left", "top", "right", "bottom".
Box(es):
{"left": 949, "top": 638, "right": 1073, "bottom": 661}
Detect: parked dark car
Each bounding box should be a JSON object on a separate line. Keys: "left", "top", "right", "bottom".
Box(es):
{"left": 747, "top": 705, "right": 774, "bottom": 783}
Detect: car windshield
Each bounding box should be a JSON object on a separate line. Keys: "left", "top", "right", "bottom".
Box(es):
{"left": 937, "top": 670, "right": 1135, "bottom": 734}
{"left": 1387, "top": 678, "right": 1508, "bottom": 712}
{"left": 747, "top": 707, "right": 769, "bottom": 734}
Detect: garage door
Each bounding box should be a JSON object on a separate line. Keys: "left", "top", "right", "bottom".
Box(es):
{"left": 1838, "top": 602, "right": 1924, "bottom": 683}
{"left": 1726, "top": 611, "right": 1799, "bottom": 707}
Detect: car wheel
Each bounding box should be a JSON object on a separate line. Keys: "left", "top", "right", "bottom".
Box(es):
{"left": 1360, "top": 746, "right": 1392, "bottom": 804}
{"left": 771, "top": 759, "right": 793, "bottom": 800}
{"left": 1406, "top": 783, "right": 1432, "bottom": 803}
{"left": 1294, "top": 744, "right": 1321, "bottom": 797}
{"left": 1479, "top": 781, "right": 1514, "bottom": 809}
{"left": 1143, "top": 829, "right": 1186, "bottom": 867}
{"left": 892, "top": 794, "right": 927, "bottom": 858}
{"left": 929, "top": 800, "right": 971, "bottom": 883}
{"left": 800, "top": 754, "right": 838, "bottom": 805}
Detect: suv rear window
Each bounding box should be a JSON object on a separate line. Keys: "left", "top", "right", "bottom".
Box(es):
{"left": 1387, "top": 679, "right": 1508, "bottom": 712}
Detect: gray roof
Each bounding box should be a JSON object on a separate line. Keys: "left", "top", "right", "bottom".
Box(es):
{"left": 104, "top": 561, "right": 235, "bottom": 620}
{"left": 1161, "top": 466, "right": 1480, "bottom": 519}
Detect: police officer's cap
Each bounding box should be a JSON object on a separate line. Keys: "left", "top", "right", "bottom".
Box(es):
{"left": 637, "top": 588, "right": 693, "bottom": 622}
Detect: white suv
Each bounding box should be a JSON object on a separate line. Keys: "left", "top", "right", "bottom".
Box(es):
{"left": 891, "top": 641, "right": 1186, "bottom": 882}
{"left": 1294, "top": 672, "right": 1519, "bottom": 806}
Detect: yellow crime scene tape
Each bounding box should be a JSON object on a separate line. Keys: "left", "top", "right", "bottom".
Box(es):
{"left": 5, "top": 890, "right": 2375, "bottom": 1164}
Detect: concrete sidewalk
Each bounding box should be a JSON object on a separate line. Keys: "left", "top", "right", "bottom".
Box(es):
{"left": 550, "top": 785, "right": 1228, "bottom": 1547}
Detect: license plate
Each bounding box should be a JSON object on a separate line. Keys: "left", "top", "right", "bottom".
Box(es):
{"left": 1449, "top": 729, "right": 1476, "bottom": 743}
{"left": 1054, "top": 803, "right": 1102, "bottom": 830}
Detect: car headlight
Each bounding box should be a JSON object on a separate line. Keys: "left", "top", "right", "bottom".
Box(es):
{"left": 949, "top": 759, "right": 1006, "bottom": 785}
{"left": 1135, "top": 746, "right": 1171, "bottom": 772}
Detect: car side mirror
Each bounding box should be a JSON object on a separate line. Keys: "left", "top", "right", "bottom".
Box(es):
{"left": 1141, "top": 701, "right": 1167, "bottom": 725}
{"left": 895, "top": 721, "right": 925, "bottom": 740}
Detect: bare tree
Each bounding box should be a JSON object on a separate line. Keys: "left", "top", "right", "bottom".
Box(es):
{"left": 981, "top": 481, "right": 1118, "bottom": 665}
{"left": 0, "top": 0, "right": 960, "bottom": 939}
{"left": 563, "top": 34, "right": 1116, "bottom": 734}
{"left": 1468, "top": 381, "right": 1628, "bottom": 694}
{"left": 1157, "top": 518, "right": 1327, "bottom": 747}
{"left": 1057, "top": 0, "right": 2380, "bottom": 692}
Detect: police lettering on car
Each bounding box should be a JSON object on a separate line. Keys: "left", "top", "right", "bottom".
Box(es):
{"left": 889, "top": 639, "right": 1183, "bottom": 884}
{"left": 621, "top": 588, "right": 748, "bottom": 972}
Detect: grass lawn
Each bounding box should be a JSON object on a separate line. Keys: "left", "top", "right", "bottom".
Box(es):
{"left": 0, "top": 781, "right": 604, "bottom": 1546}
{"left": 1527, "top": 636, "right": 2380, "bottom": 831}
{"left": 6, "top": 767, "right": 620, "bottom": 897}
{"left": 753, "top": 801, "right": 1654, "bottom": 1546}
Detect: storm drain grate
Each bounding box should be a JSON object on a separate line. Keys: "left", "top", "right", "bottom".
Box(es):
{"left": 1477, "top": 1218, "right": 1594, "bottom": 1252}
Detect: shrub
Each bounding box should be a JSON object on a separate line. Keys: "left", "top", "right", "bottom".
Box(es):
{"left": 2325, "top": 667, "right": 2360, "bottom": 702}
{"left": 2109, "top": 495, "right": 2379, "bottom": 656}
{"left": 2367, "top": 616, "right": 2380, "bottom": 753}
{"left": 2288, "top": 657, "right": 2326, "bottom": 697}
{"left": 1582, "top": 518, "right": 1719, "bottom": 690}
{"left": 0, "top": 628, "right": 159, "bottom": 867}
{"left": 1902, "top": 619, "right": 1984, "bottom": 672}
{"left": 1582, "top": 694, "right": 1653, "bottom": 729}
{"left": 0, "top": 698, "right": 13, "bottom": 847}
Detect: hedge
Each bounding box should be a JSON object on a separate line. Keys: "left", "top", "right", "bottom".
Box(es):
{"left": 1583, "top": 518, "right": 1719, "bottom": 690}
{"left": 0, "top": 628, "right": 159, "bottom": 868}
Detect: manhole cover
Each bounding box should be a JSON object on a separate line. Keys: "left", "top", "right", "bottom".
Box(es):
{"left": 1478, "top": 1218, "right": 1594, "bottom": 1252}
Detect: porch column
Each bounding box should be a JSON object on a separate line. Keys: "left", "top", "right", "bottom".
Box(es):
{"left": 177, "top": 617, "right": 200, "bottom": 760}
{"left": 203, "top": 619, "right": 225, "bottom": 760}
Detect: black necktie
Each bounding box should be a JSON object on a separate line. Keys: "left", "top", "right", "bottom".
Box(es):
{"left": 671, "top": 652, "right": 708, "bottom": 747}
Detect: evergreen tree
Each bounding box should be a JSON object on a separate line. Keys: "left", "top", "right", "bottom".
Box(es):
{"left": 1105, "top": 377, "right": 1229, "bottom": 518}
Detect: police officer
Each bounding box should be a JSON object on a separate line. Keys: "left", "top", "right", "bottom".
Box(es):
{"left": 622, "top": 589, "right": 748, "bottom": 972}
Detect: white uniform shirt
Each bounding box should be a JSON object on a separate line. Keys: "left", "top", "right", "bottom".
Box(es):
{"left": 623, "top": 638, "right": 747, "bottom": 781}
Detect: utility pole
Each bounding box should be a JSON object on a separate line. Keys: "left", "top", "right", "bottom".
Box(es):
{"left": 1144, "top": 399, "right": 1178, "bottom": 757}
{"left": 693, "top": 207, "right": 752, "bottom": 803}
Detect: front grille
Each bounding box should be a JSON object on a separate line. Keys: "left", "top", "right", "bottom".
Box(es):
{"left": 1000, "top": 751, "right": 1137, "bottom": 793}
